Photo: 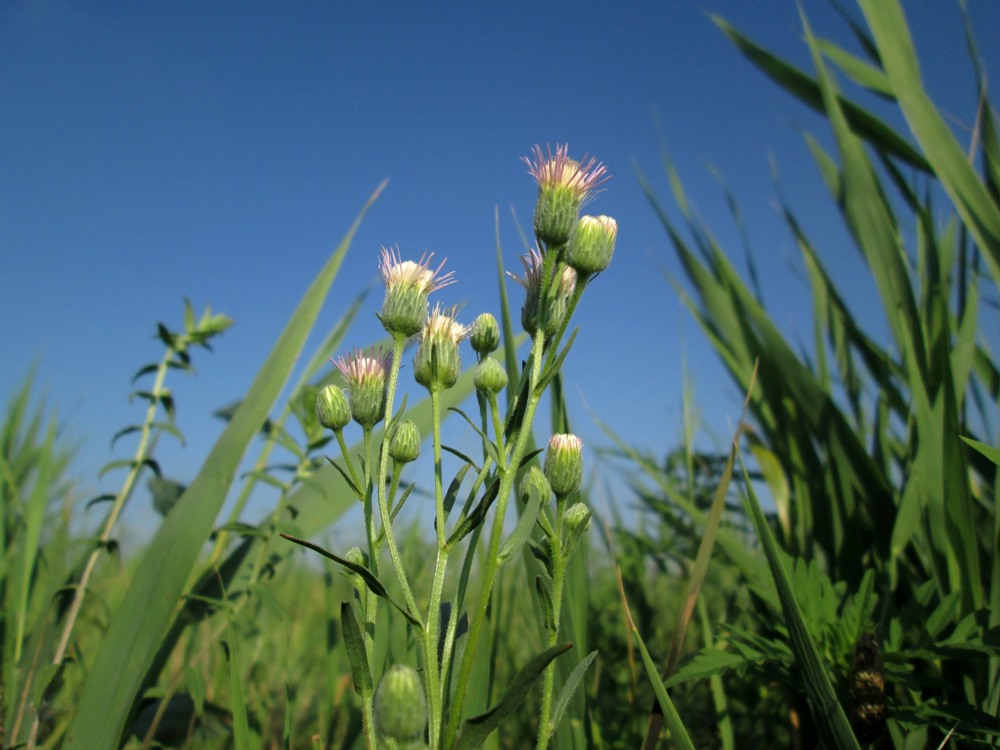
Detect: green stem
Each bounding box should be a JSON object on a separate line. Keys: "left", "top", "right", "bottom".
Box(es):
{"left": 375, "top": 335, "right": 420, "bottom": 619}
{"left": 424, "top": 388, "right": 448, "bottom": 749}
{"left": 50, "top": 346, "right": 173, "bottom": 668}
{"left": 535, "top": 498, "right": 567, "bottom": 750}
{"left": 362, "top": 427, "right": 379, "bottom": 664}
{"left": 444, "top": 330, "right": 547, "bottom": 748}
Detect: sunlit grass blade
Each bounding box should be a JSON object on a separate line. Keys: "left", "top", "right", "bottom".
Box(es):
{"left": 616, "top": 563, "right": 695, "bottom": 750}
{"left": 858, "top": 0, "right": 1000, "bottom": 285}
{"left": 62, "top": 183, "right": 385, "bottom": 750}
{"left": 736, "top": 448, "right": 861, "bottom": 750}
{"left": 711, "top": 15, "right": 930, "bottom": 172}
{"left": 226, "top": 612, "right": 253, "bottom": 749}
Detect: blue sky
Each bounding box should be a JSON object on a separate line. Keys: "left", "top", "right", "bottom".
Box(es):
{"left": 3, "top": 1, "right": 998, "bottom": 533}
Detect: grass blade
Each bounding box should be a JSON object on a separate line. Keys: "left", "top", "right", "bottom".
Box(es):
{"left": 737, "top": 447, "right": 861, "bottom": 750}
{"left": 62, "top": 183, "right": 385, "bottom": 750}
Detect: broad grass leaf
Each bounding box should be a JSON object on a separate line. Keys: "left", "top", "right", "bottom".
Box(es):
{"left": 62, "top": 184, "right": 384, "bottom": 750}
{"left": 858, "top": 0, "right": 1000, "bottom": 286}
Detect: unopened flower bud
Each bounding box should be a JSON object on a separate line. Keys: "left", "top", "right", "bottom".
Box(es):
{"left": 564, "top": 502, "right": 592, "bottom": 534}
{"left": 470, "top": 313, "right": 500, "bottom": 355}
{"left": 316, "top": 384, "right": 351, "bottom": 431}
{"left": 414, "top": 304, "right": 469, "bottom": 393}
{"left": 373, "top": 664, "right": 427, "bottom": 742}
{"left": 566, "top": 215, "right": 617, "bottom": 275}
{"left": 389, "top": 420, "right": 421, "bottom": 464}
{"left": 544, "top": 433, "right": 583, "bottom": 497}
{"left": 543, "top": 266, "right": 576, "bottom": 338}
{"left": 344, "top": 546, "right": 366, "bottom": 567}
{"left": 519, "top": 465, "right": 551, "bottom": 504}
{"left": 474, "top": 357, "right": 508, "bottom": 396}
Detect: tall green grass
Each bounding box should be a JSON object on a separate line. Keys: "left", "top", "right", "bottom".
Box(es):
{"left": 625, "top": 1, "right": 999, "bottom": 746}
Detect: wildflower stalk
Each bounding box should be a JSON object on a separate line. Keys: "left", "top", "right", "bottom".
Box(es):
{"left": 535, "top": 499, "right": 566, "bottom": 750}
{"left": 361, "top": 425, "right": 379, "bottom": 662}
{"left": 424, "top": 388, "right": 449, "bottom": 749}
{"left": 51, "top": 346, "right": 172, "bottom": 668}
{"left": 375, "top": 334, "right": 421, "bottom": 619}
{"left": 444, "top": 327, "right": 547, "bottom": 747}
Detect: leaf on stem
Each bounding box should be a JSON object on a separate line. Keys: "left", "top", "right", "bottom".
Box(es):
{"left": 341, "top": 601, "right": 373, "bottom": 696}
{"left": 549, "top": 650, "right": 598, "bottom": 737}
{"left": 453, "top": 642, "right": 572, "bottom": 750}
{"left": 444, "top": 477, "right": 500, "bottom": 550}
{"left": 280, "top": 533, "right": 421, "bottom": 628}
{"left": 497, "top": 476, "right": 545, "bottom": 566}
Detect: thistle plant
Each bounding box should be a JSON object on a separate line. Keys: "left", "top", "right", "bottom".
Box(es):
{"left": 284, "top": 143, "right": 615, "bottom": 750}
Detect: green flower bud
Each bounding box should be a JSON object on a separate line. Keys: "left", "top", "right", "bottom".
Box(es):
{"left": 474, "top": 357, "right": 508, "bottom": 396}
{"left": 508, "top": 248, "right": 576, "bottom": 338}
{"left": 316, "top": 384, "right": 351, "bottom": 431}
{"left": 564, "top": 502, "right": 592, "bottom": 534}
{"left": 333, "top": 348, "right": 391, "bottom": 429}
{"left": 519, "top": 465, "right": 552, "bottom": 505}
{"left": 373, "top": 664, "right": 427, "bottom": 742}
{"left": 543, "top": 266, "right": 576, "bottom": 338}
{"left": 470, "top": 313, "right": 500, "bottom": 355}
{"left": 544, "top": 433, "right": 583, "bottom": 497}
{"left": 378, "top": 246, "right": 455, "bottom": 337}
{"left": 523, "top": 144, "right": 609, "bottom": 246}
{"left": 414, "top": 304, "right": 469, "bottom": 393}
{"left": 566, "top": 215, "right": 617, "bottom": 275}
{"left": 389, "top": 419, "right": 421, "bottom": 464}
{"left": 344, "top": 546, "right": 366, "bottom": 567}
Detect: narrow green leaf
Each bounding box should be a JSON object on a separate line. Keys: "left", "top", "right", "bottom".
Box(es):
{"left": 341, "top": 601, "right": 373, "bottom": 695}
{"left": 548, "top": 649, "right": 597, "bottom": 736}
{"left": 280, "top": 533, "right": 421, "bottom": 628}
{"left": 445, "top": 477, "right": 500, "bottom": 550}
{"left": 858, "top": 0, "right": 1000, "bottom": 285}
{"left": 712, "top": 14, "right": 930, "bottom": 171}
{"left": 738, "top": 453, "right": 861, "bottom": 750}
{"left": 960, "top": 436, "right": 1000, "bottom": 467}
{"left": 225, "top": 619, "right": 252, "bottom": 749}
{"left": 496, "top": 476, "right": 544, "bottom": 567}
{"left": 623, "top": 597, "right": 696, "bottom": 750}
{"left": 453, "top": 642, "right": 572, "bottom": 750}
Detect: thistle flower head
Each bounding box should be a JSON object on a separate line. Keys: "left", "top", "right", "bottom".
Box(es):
{"left": 333, "top": 347, "right": 392, "bottom": 387}
{"left": 378, "top": 245, "right": 455, "bottom": 295}
{"left": 378, "top": 246, "right": 455, "bottom": 337}
{"left": 332, "top": 347, "right": 391, "bottom": 428}
{"left": 420, "top": 303, "right": 471, "bottom": 345}
{"left": 523, "top": 144, "right": 609, "bottom": 246}
{"left": 523, "top": 144, "right": 609, "bottom": 200}
{"left": 413, "top": 303, "right": 469, "bottom": 392}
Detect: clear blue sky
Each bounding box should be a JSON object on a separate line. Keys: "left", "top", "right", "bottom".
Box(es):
{"left": 3, "top": 1, "right": 998, "bottom": 531}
